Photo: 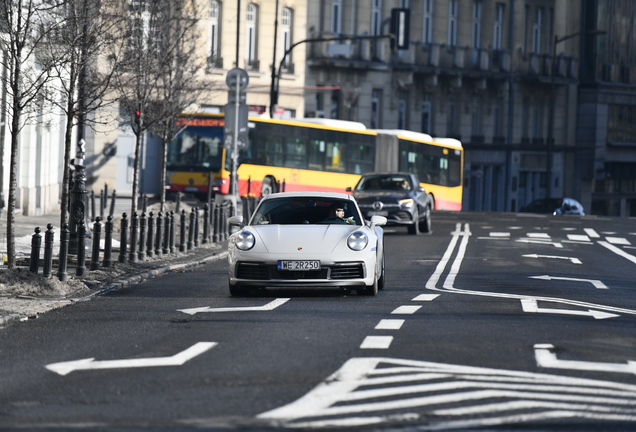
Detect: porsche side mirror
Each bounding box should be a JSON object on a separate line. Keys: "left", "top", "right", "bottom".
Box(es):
{"left": 370, "top": 215, "right": 387, "bottom": 227}
{"left": 228, "top": 215, "right": 244, "bottom": 228}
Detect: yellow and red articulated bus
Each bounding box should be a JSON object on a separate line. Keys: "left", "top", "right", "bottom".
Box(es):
{"left": 165, "top": 114, "right": 463, "bottom": 211}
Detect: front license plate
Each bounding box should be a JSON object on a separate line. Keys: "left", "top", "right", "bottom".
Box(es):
{"left": 278, "top": 260, "right": 321, "bottom": 271}
{"left": 184, "top": 186, "right": 199, "bottom": 192}
{"left": 367, "top": 210, "right": 388, "bottom": 217}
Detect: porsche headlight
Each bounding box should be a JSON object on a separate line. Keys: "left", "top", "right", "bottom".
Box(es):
{"left": 399, "top": 198, "right": 414, "bottom": 208}
{"left": 235, "top": 231, "right": 255, "bottom": 251}
{"left": 347, "top": 231, "right": 368, "bottom": 251}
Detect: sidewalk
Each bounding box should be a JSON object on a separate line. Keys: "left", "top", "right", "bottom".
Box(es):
{"left": 0, "top": 195, "right": 230, "bottom": 328}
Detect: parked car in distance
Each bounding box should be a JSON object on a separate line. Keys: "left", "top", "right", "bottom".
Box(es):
{"left": 347, "top": 172, "right": 432, "bottom": 234}
{"left": 227, "top": 192, "right": 387, "bottom": 296}
{"left": 519, "top": 197, "right": 585, "bottom": 215}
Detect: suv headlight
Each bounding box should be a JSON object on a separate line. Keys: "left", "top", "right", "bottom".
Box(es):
{"left": 235, "top": 231, "right": 255, "bottom": 251}
{"left": 347, "top": 231, "right": 368, "bottom": 251}
{"left": 399, "top": 198, "right": 414, "bottom": 208}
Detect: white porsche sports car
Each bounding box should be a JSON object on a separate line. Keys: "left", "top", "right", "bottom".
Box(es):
{"left": 227, "top": 192, "right": 387, "bottom": 296}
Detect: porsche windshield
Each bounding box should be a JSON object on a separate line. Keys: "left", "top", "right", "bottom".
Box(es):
{"left": 251, "top": 198, "right": 362, "bottom": 226}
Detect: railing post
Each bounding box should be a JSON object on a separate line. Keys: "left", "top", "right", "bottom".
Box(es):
{"left": 90, "top": 217, "right": 101, "bottom": 271}
{"left": 138, "top": 212, "right": 147, "bottom": 261}
{"left": 163, "top": 211, "right": 170, "bottom": 254}
{"left": 203, "top": 203, "right": 210, "bottom": 244}
{"left": 187, "top": 208, "right": 195, "bottom": 250}
{"left": 213, "top": 203, "right": 220, "bottom": 243}
{"left": 29, "top": 227, "right": 42, "bottom": 274}
{"left": 57, "top": 223, "right": 69, "bottom": 282}
{"left": 109, "top": 190, "right": 117, "bottom": 217}
{"left": 43, "top": 223, "right": 54, "bottom": 277}
{"left": 194, "top": 207, "right": 200, "bottom": 248}
{"left": 146, "top": 211, "right": 155, "bottom": 258}
{"left": 77, "top": 222, "right": 86, "bottom": 276}
{"left": 129, "top": 212, "right": 138, "bottom": 263}
{"left": 179, "top": 209, "right": 187, "bottom": 252}
{"left": 155, "top": 211, "right": 163, "bottom": 257}
{"left": 169, "top": 211, "right": 175, "bottom": 253}
{"left": 119, "top": 213, "right": 128, "bottom": 264}
{"left": 103, "top": 215, "right": 113, "bottom": 268}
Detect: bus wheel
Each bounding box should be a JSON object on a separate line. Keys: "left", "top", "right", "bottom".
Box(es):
{"left": 261, "top": 177, "right": 276, "bottom": 197}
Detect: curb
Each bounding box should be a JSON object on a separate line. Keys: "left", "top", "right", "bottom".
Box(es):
{"left": 0, "top": 250, "right": 229, "bottom": 327}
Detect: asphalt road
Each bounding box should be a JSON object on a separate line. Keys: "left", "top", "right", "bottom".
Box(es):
{"left": 1, "top": 211, "right": 636, "bottom": 431}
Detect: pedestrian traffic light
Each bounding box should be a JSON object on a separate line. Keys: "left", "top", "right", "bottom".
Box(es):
{"left": 390, "top": 8, "right": 410, "bottom": 50}
{"left": 134, "top": 110, "right": 141, "bottom": 128}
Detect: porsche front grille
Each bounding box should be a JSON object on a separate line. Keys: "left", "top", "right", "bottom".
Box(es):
{"left": 236, "top": 262, "right": 364, "bottom": 280}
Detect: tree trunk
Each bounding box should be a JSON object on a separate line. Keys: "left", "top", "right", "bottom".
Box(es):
{"left": 7, "top": 91, "right": 21, "bottom": 269}
{"left": 131, "top": 130, "right": 142, "bottom": 217}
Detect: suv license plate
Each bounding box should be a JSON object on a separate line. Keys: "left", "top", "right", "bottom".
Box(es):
{"left": 368, "top": 210, "right": 388, "bottom": 217}
{"left": 278, "top": 260, "right": 321, "bottom": 271}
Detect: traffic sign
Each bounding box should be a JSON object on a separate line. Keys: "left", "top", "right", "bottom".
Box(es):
{"left": 226, "top": 68, "right": 249, "bottom": 90}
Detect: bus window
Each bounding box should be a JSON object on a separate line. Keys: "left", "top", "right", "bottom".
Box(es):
{"left": 308, "top": 140, "right": 326, "bottom": 170}
{"left": 168, "top": 131, "right": 222, "bottom": 171}
{"left": 284, "top": 138, "right": 307, "bottom": 169}
{"left": 326, "top": 142, "right": 346, "bottom": 172}
{"left": 348, "top": 144, "right": 374, "bottom": 174}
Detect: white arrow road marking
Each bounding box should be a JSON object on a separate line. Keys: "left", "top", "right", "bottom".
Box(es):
{"left": 178, "top": 298, "right": 290, "bottom": 315}
{"left": 523, "top": 254, "right": 582, "bottom": 264}
{"left": 46, "top": 342, "right": 217, "bottom": 376}
{"left": 535, "top": 344, "right": 636, "bottom": 376}
{"left": 529, "top": 275, "right": 608, "bottom": 289}
{"left": 516, "top": 239, "right": 563, "bottom": 248}
{"left": 521, "top": 299, "right": 619, "bottom": 320}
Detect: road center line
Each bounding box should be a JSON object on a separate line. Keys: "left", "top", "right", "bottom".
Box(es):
{"left": 391, "top": 305, "right": 422, "bottom": 315}
{"left": 375, "top": 319, "right": 405, "bottom": 330}
{"left": 360, "top": 336, "right": 393, "bottom": 349}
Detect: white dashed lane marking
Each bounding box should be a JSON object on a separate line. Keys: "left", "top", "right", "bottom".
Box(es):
{"left": 567, "top": 234, "right": 591, "bottom": 242}
{"left": 391, "top": 305, "right": 422, "bottom": 315}
{"left": 375, "top": 319, "right": 405, "bottom": 330}
{"left": 606, "top": 237, "right": 631, "bottom": 246}
{"left": 412, "top": 294, "right": 440, "bottom": 301}
{"left": 360, "top": 336, "right": 393, "bottom": 349}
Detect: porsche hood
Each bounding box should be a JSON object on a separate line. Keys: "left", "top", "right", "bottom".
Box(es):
{"left": 248, "top": 224, "right": 362, "bottom": 254}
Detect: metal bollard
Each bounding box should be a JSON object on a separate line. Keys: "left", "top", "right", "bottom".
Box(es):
{"left": 104, "top": 182, "right": 109, "bottom": 211}
{"left": 99, "top": 190, "right": 104, "bottom": 221}
{"left": 179, "top": 209, "right": 186, "bottom": 252}
{"left": 169, "top": 211, "right": 175, "bottom": 254}
{"left": 129, "top": 212, "right": 138, "bottom": 263}
{"left": 142, "top": 195, "right": 147, "bottom": 213}
{"left": 203, "top": 203, "right": 210, "bottom": 244}
{"left": 222, "top": 204, "right": 228, "bottom": 241}
{"left": 188, "top": 208, "right": 195, "bottom": 250}
{"left": 77, "top": 222, "right": 86, "bottom": 276}
{"left": 212, "top": 204, "right": 219, "bottom": 243}
{"left": 109, "top": 190, "right": 117, "bottom": 217}
{"left": 90, "top": 190, "right": 96, "bottom": 222}
{"left": 138, "top": 212, "right": 147, "bottom": 261}
{"left": 176, "top": 192, "right": 181, "bottom": 213}
{"left": 163, "top": 212, "right": 170, "bottom": 254}
{"left": 194, "top": 207, "right": 200, "bottom": 248}
{"left": 90, "top": 217, "right": 102, "bottom": 271}
{"left": 43, "top": 224, "right": 54, "bottom": 277}
{"left": 103, "top": 215, "right": 113, "bottom": 267}
{"left": 29, "top": 227, "right": 42, "bottom": 274}
{"left": 147, "top": 211, "right": 155, "bottom": 258}
{"left": 119, "top": 213, "right": 128, "bottom": 264}
{"left": 155, "top": 211, "right": 163, "bottom": 257}
{"left": 58, "top": 223, "right": 69, "bottom": 282}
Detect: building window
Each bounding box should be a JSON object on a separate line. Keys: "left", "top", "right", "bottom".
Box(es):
{"left": 371, "top": 89, "right": 382, "bottom": 129}
{"left": 371, "top": 0, "right": 382, "bottom": 36}
{"left": 399, "top": 0, "right": 408, "bottom": 7}
{"left": 423, "top": 0, "right": 433, "bottom": 44}
{"left": 493, "top": 3, "right": 504, "bottom": 50}
{"left": 448, "top": 0, "right": 458, "bottom": 47}
{"left": 472, "top": 1, "right": 481, "bottom": 49}
{"left": 398, "top": 91, "right": 408, "bottom": 130}
{"left": 521, "top": 97, "right": 529, "bottom": 140}
{"left": 532, "top": 101, "right": 542, "bottom": 140}
{"left": 532, "top": 7, "right": 542, "bottom": 54}
{"left": 246, "top": 3, "right": 258, "bottom": 69}
{"left": 421, "top": 100, "right": 431, "bottom": 134}
{"left": 493, "top": 100, "right": 504, "bottom": 138}
{"left": 209, "top": 0, "right": 221, "bottom": 64}
{"left": 608, "top": 105, "right": 636, "bottom": 143}
{"left": 331, "top": 0, "right": 341, "bottom": 34}
{"left": 281, "top": 7, "right": 293, "bottom": 69}
{"left": 330, "top": 89, "right": 340, "bottom": 119}
{"left": 472, "top": 99, "right": 481, "bottom": 136}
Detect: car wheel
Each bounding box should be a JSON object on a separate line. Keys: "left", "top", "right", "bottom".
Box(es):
{"left": 419, "top": 205, "right": 431, "bottom": 233}
{"left": 261, "top": 177, "right": 276, "bottom": 197}
{"left": 407, "top": 210, "right": 420, "bottom": 235}
{"left": 360, "top": 274, "right": 378, "bottom": 296}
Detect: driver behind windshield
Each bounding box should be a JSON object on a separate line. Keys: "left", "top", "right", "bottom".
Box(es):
{"left": 322, "top": 202, "right": 355, "bottom": 224}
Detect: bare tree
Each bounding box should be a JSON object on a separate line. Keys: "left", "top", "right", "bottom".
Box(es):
{"left": 42, "top": 0, "right": 127, "bottom": 231}
{"left": 0, "top": 0, "right": 63, "bottom": 268}
{"left": 111, "top": 0, "right": 207, "bottom": 216}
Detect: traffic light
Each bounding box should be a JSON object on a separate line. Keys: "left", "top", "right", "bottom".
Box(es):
{"left": 390, "top": 8, "right": 410, "bottom": 50}
{"left": 134, "top": 110, "right": 141, "bottom": 128}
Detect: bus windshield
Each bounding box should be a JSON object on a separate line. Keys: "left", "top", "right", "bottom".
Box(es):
{"left": 167, "top": 126, "right": 224, "bottom": 171}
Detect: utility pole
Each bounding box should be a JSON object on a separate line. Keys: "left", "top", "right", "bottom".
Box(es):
{"left": 269, "top": 0, "right": 279, "bottom": 118}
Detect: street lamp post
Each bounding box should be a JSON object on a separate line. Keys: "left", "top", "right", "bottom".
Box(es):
{"left": 546, "top": 30, "right": 605, "bottom": 199}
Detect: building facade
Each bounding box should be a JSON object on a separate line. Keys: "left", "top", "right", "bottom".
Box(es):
{"left": 304, "top": 0, "right": 584, "bottom": 212}
{"left": 86, "top": 0, "right": 309, "bottom": 197}
{"left": 576, "top": 0, "right": 636, "bottom": 216}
